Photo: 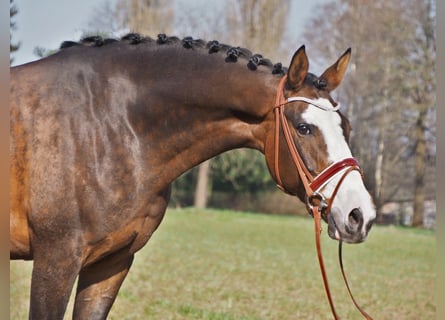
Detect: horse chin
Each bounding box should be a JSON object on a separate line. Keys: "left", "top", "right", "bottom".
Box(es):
{"left": 327, "top": 212, "right": 341, "bottom": 241}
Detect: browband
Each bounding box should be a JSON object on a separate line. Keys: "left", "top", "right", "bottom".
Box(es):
{"left": 287, "top": 96, "right": 340, "bottom": 111}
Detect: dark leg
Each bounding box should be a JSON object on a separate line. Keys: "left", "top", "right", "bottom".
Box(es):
{"left": 72, "top": 253, "right": 134, "bottom": 320}
{"left": 29, "top": 244, "right": 82, "bottom": 320}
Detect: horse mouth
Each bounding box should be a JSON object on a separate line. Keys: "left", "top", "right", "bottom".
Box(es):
{"left": 327, "top": 213, "right": 341, "bottom": 241}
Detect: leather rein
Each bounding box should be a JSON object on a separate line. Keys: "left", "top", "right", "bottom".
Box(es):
{"left": 273, "top": 76, "right": 373, "bottom": 319}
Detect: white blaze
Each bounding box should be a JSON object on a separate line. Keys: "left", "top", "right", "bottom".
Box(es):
{"left": 300, "top": 98, "right": 376, "bottom": 238}
{"left": 300, "top": 98, "right": 351, "bottom": 162}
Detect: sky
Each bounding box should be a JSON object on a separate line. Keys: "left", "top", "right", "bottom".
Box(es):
{"left": 11, "top": 0, "right": 326, "bottom": 67}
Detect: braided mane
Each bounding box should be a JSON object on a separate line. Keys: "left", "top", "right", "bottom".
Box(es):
{"left": 60, "top": 33, "right": 287, "bottom": 75}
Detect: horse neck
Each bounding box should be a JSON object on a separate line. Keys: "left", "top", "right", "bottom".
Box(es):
{"left": 124, "top": 47, "right": 278, "bottom": 184}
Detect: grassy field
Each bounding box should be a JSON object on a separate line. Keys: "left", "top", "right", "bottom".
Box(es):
{"left": 10, "top": 208, "right": 436, "bottom": 319}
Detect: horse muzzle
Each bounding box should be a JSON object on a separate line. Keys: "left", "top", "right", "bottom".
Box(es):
{"left": 327, "top": 207, "right": 375, "bottom": 244}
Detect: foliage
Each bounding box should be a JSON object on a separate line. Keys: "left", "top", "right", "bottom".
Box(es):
{"left": 33, "top": 46, "right": 58, "bottom": 59}
{"left": 301, "top": 0, "right": 436, "bottom": 223}
{"left": 171, "top": 150, "right": 276, "bottom": 207}
{"left": 83, "top": 0, "right": 435, "bottom": 224}
{"left": 170, "top": 167, "right": 198, "bottom": 207}
{"left": 169, "top": 0, "right": 289, "bottom": 208}
{"left": 210, "top": 150, "right": 275, "bottom": 194}
{"left": 223, "top": 0, "right": 290, "bottom": 60}
{"left": 10, "top": 0, "right": 20, "bottom": 64}
{"left": 11, "top": 209, "right": 436, "bottom": 319}
{"left": 88, "top": 0, "right": 174, "bottom": 36}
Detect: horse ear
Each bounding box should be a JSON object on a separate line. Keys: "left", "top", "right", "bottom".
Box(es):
{"left": 287, "top": 45, "right": 309, "bottom": 89}
{"left": 318, "top": 48, "right": 351, "bottom": 91}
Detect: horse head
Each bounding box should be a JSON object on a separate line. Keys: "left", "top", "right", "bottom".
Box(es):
{"left": 265, "top": 46, "right": 376, "bottom": 244}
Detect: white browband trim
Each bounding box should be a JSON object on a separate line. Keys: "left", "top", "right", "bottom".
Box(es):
{"left": 287, "top": 96, "right": 340, "bottom": 111}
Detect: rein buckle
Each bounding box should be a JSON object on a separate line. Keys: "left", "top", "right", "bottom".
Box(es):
{"left": 307, "top": 192, "right": 328, "bottom": 213}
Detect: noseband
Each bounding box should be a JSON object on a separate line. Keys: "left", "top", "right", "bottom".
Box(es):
{"left": 273, "top": 76, "right": 373, "bottom": 319}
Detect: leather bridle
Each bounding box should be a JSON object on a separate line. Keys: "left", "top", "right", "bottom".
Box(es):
{"left": 273, "top": 75, "right": 373, "bottom": 319}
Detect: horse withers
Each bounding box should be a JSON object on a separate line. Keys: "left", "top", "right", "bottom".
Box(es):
{"left": 10, "top": 34, "right": 376, "bottom": 319}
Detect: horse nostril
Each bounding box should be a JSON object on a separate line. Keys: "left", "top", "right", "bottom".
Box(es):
{"left": 348, "top": 208, "right": 364, "bottom": 228}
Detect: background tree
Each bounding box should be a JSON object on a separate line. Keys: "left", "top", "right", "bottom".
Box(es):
{"left": 115, "top": 0, "right": 174, "bottom": 35}
{"left": 172, "top": 0, "right": 291, "bottom": 209}
{"left": 224, "top": 0, "right": 290, "bottom": 60}
{"left": 83, "top": 0, "right": 435, "bottom": 225}
{"left": 301, "top": 0, "right": 435, "bottom": 226}
{"left": 406, "top": 0, "right": 435, "bottom": 226}
{"left": 194, "top": 160, "right": 210, "bottom": 209}
{"left": 88, "top": 0, "right": 174, "bottom": 36}
{"left": 87, "top": 0, "right": 123, "bottom": 34}
{"left": 10, "top": 0, "right": 20, "bottom": 65}
{"left": 197, "top": 0, "right": 290, "bottom": 209}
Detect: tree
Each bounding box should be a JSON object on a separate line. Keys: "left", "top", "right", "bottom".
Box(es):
{"left": 87, "top": 0, "right": 122, "bottom": 34}
{"left": 224, "top": 0, "right": 290, "bottom": 60}
{"left": 88, "top": 0, "right": 174, "bottom": 36}
{"left": 301, "top": 0, "right": 436, "bottom": 226}
{"left": 185, "top": 0, "right": 291, "bottom": 209}
{"left": 10, "top": 0, "right": 20, "bottom": 64}
{"left": 194, "top": 160, "right": 210, "bottom": 208}
{"left": 407, "top": 0, "right": 435, "bottom": 226}
{"left": 115, "top": 0, "right": 174, "bottom": 35}
{"left": 82, "top": 0, "right": 309, "bottom": 214}
{"left": 211, "top": 150, "right": 276, "bottom": 194}
{"left": 195, "top": 0, "right": 290, "bottom": 208}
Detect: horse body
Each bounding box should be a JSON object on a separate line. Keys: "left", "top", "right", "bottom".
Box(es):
{"left": 10, "top": 39, "right": 278, "bottom": 319}
{"left": 10, "top": 35, "right": 375, "bottom": 319}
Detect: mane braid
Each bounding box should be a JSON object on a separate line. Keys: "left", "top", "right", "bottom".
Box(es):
{"left": 59, "top": 33, "right": 287, "bottom": 75}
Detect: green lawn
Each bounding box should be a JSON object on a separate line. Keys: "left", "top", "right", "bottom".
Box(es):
{"left": 10, "top": 208, "right": 436, "bottom": 319}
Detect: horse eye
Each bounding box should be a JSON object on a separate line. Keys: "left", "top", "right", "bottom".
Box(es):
{"left": 296, "top": 123, "right": 312, "bottom": 135}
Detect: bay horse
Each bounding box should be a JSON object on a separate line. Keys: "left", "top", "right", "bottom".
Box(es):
{"left": 10, "top": 33, "right": 376, "bottom": 319}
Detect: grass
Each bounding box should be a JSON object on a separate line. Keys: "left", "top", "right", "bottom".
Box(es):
{"left": 10, "top": 208, "right": 436, "bottom": 319}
